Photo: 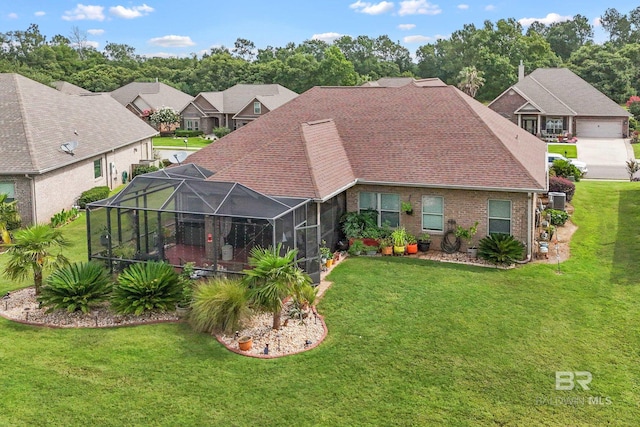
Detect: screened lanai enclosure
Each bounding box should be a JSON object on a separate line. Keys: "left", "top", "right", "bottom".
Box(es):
{"left": 86, "top": 164, "right": 322, "bottom": 282}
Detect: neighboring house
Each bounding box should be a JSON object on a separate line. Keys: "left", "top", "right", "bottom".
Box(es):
{"left": 53, "top": 81, "right": 91, "bottom": 95}
{"left": 180, "top": 84, "right": 298, "bottom": 134}
{"left": 361, "top": 77, "right": 447, "bottom": 87}
{"left": 0, "top": 73, "right": 158, "bottom": 225}
{"left": 110, "top": 81, "right": 193, "bottom": 131}
{"left": 489, "top": 66, "right": 631, "bottom": 139}
{"left": 89, "top": 81, "right": 547, "bottom": 282}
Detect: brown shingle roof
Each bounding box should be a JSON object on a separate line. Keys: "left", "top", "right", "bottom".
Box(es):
{"left": 110, "top": 81, "right": 192, "bottom": 113}
{"left": 187, "top": 83, "right": 547, "bottom": 199}
{"left": 193, "top": 84, "right": 298, "bottom": 115}
{"left": 0, "top": 73, "right": 157, "bottom": 175}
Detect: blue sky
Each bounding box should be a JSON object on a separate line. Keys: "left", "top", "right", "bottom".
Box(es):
{"left": 1, "top": 1, "right": 639, "bottom": 58}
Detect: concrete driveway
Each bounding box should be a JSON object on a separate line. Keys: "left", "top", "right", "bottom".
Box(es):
{"left": 575, "top": 138, "right": 634, "bottom": 180}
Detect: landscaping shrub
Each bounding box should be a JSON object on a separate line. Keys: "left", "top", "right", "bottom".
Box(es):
{"left": 78, "top": 186, "right": 109, "bottom": 208}
{"left": 478, "top": 234, "right": 525, "bottom": 266}
{"left": 544, "top": 209, "right": 569, "bottom": 226}
{"left": 628, "top": 101, "right": 640, "bottom": 121}
{"left": 548, "top": 176, "right": 575, "bottom": 202}
{"left": 189, "top": 278, "right": 251, "bottom": 334}
{"left": 212, "top": 126, "right": 231, "bottom": 139}
{"left": 50, "top": 207, "right": 80, "bottom": 228}
{"left": 132, "top": 165, "right": 159, "bottom": 177}
{"left": 550, "top": 160, "right": 582, "bottom": 181}
{"left": 38, "top": 261, "right": 112, "bottom": 313}
{"left": 111, "top": 261, "right": 181, "bottom": 315}
{"left": 175, "top": 129, "right": 204, "bottom": 137}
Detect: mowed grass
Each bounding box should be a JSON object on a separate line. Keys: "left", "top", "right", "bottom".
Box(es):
{"left": 152, "top": 136, "right": 212, "bottom": 149}
{"left": 547, "top": 143, "right": 578, "bottom": 158}
{"left": 1, "top": 182, "right": 639, "bottom": 425}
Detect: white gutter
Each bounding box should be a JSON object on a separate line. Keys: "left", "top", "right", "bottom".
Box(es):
{"left": 355, "top": 179, "right": 546, "bottom": 194}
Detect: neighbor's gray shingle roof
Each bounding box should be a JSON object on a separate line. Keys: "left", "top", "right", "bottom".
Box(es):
{"left": 195, "top": 84, "right": 298, "bottom": 114}
{"left": 362, "top": 77, "right": 446, "bottom": 87}
{"left": 53, "top": 81, "right": 92, "bottom": 95}
{"left": 110, "top": 81, "right": 193, "bottom": 113}
{"left": 0, "top": 73, "right": 157, "bottom": 174}
{"left": 513, "top": 68, "right": 631, "bottom": 117}
{"left": 186, "top": 83, "right": 547, "bottom": 200}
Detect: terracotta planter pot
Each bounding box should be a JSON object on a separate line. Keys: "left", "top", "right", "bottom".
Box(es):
{"left": 238, "top": 336, "right": 253, "bottom": 351}
{"left": 406, "top": 243, "right": 418, "bottom": 254}
{"left": 381, "top": 246, "right": 393, "bottom": 256}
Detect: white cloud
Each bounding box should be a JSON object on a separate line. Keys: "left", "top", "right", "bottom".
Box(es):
{"left": 109, "top": 4, "right": 154, "bottom": 19}
{"left": 34, "top": 11, "right": 46, "bottom": 17}
{"left": 398, "top": 24, "right": 416, "bottom": 30}
{"left": 404, "top": 35, "right": 433, "bottom": 43}
{"left": 593, "top": 17, "right": 602, "bottom": 27}
{"left": 8, "top": 12, "right": 18, "bottom": 19}
{"left": 62, "top": 4, "right": 105, "bottom": 21}
{"left": 142, "top": 52, "right": 182, "bottom": 58}
{"left": 398, "top": 0, "right": 441, "bottom": 16}
{"left": 457, "top": 4, "right": 469, "bottom": 10}
{"left": 518, "top": 12, "right": 571, "bottom": 26}
{"left": 484, "top": 4, "right": 495, "bottom": 11}
{"left": 312, "top": 32, "right": 345, "bottom": 43}
{"left": 87, "top": 29, "right": 104, "bottom": 35}
{"left": 349, "top": 1, "right": 394, "bottom": 15}
{"left": 148, "top": 35, "right": 195, "bottom": 47}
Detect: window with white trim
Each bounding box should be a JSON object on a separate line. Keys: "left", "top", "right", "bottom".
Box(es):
{"left": 359, "top": 192, "right": 400, "bottom": 227}
{"left": 488, "top": 199, "right": 511, "bottom": 235}
{"left": 94, "top": 159, "right": 102, "bottom": 179}
{"left": 185, "top": 119, "right": 200, "bottom": 131}
{"left": 422, "top": 196, "right": 444, "bottom": 232}
{"left": 254, "top": 102, "right": 261, "bottom": 115}
{"left": 545, "top": 118, "right": 563, "bottom": 135}
{"left": 0, "top": 182, "right": 15, "bottom": 202}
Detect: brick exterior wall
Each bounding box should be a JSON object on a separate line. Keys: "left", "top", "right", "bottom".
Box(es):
{"left": 346, "top": 184, "right": 537, "bottom": 256}
{"left": 0, "top": 176, "right": 34, "bottom": 226}
{"left": 27, "top": 138, "right": 152, "bottom": 224}
{"left": 489, "top": 89, "right": 527, "bottom": 125}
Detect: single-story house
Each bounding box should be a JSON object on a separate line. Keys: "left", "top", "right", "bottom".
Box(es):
{"left": 89, "top": 81, "right": 548, "bottom": 281}
{"left": 179, "top": 84, "right": 298, "bottom": 134}
{"left": 110, "top": 81, "right": 193, "bottom": 131}
{"left": 0, "top": 73, "right": 158, "bottom": 225}
{"left": 489, "top": 66, "right": 631, "bottom": 139}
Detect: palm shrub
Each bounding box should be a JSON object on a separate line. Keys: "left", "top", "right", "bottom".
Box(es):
{"left": 38, "top": 262, "right": 112, "bottom": 313}
{"left": 3, "top": 224, "right": 70, "bottom": 295}
{"left": 189, "top": 278, "right": 251, "bottom": 334}
{"left": 111, "top": 261, "right": 181, "bottom": 315}
{"left": 478, "top": 234, "right": 525, "bottom": 266}
{"left": 550, "top": 160, "right": 582, "bottom": 181}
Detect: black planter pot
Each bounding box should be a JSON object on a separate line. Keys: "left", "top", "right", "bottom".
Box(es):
{"left": 417, "top": 241, "right": 430, "bottom": 252}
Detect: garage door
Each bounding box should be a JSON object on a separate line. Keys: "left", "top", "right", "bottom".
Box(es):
{"left": 576, "top": 119, "right": 623, "bottom": 138}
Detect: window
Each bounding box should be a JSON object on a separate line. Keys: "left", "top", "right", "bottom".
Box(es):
{"left": 359, "top": 192, "right": 400, "bottom": 227}
{"left": 253, "top": 102, "right": 261, "bottom": 115}
{"left": 422, "top": 196, "right": 444, "bottom": 232}
{"left": 546, "top": 118, "right": 563, "bottom": 135}
{"left": 185, "top": 119, "right": 199, "bottom": 131}
{"left": 0, "top": 182, "right": 15, "bottom": 202}
{"left": 488, "top": 200, "right": 511, "bottom": 235}
{"left": 94, "top": 159, "right": 102, "bottom": 179}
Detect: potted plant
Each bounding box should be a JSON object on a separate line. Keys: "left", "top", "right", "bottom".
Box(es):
{"left": 379, "top": 236, "right": 393, "bottom": 256}
{"left": 99, "top": 227, "right": 111, "bottom": 247}
{"left": 455, "top": 221, "right": 479, "bottom": 258}
{"left": 320, "top": 241, "right": 333, "bottom": 264}
{"left": 348, "top": 239, "right": 366, "bottom": 256}
{"left": 406, "top": 233, "right": 418, "bottom": 254}
{"left": 417, "top": 233, "right": 431, "bottom": 252}
{"left": 391, "top": 227, "right": 407, "bottom": 255}
{"left": 401, "top": 201, "right": 413, "bottom": 215}
{"left": 364, "top": 244, "right": 378, "bottom": 255}
{"left": 238, "top": 335, "right": 253, "bottom": 351}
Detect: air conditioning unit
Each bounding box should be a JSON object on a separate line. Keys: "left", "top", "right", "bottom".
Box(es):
{"left": 548, "top": 192, "right": 566, "bottom": 211}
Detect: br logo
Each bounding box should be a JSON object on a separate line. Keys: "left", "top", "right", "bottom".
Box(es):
{"left": 555, "top": 371, "right": 592, "bottom": 391}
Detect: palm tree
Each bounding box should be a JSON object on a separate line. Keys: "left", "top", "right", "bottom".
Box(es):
{"left": 4, "top": 224, "right": 71, "bottom": 295}
{"left": 243, "top": 244, "right": 312, "bottom": 330}
{"left": 0, "top": 193, "right": 21, "bottom": 244}
{"left": 457, "top": 66, "right": 485, "bottom": 98}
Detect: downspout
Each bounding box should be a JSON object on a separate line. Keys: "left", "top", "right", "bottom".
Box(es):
{"left": 25, "top": 174, "right": 37, "bottom": 225}
{"left": 516, "top": 192, "right": 533, "bottom": 264}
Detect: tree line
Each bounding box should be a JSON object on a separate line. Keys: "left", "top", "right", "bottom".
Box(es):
{"left": 1, "top": 7, "right": 640, "bottom": 103}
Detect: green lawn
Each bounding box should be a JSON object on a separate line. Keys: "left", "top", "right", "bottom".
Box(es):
{"left": 632, "top": 142, "right": 640, "bottom": 159}
{"left": 547, "top": 143, "right": 578, "bottom": 158}
{"left": 152, "top": 136, "right": 212, "bottom": 149}
{"left": 1, "top": 182, "right": 639, "bottom": 425}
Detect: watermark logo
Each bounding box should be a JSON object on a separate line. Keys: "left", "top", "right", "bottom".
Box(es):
{"left": 555, "top": 371, "right": 592, "bottom": 391}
